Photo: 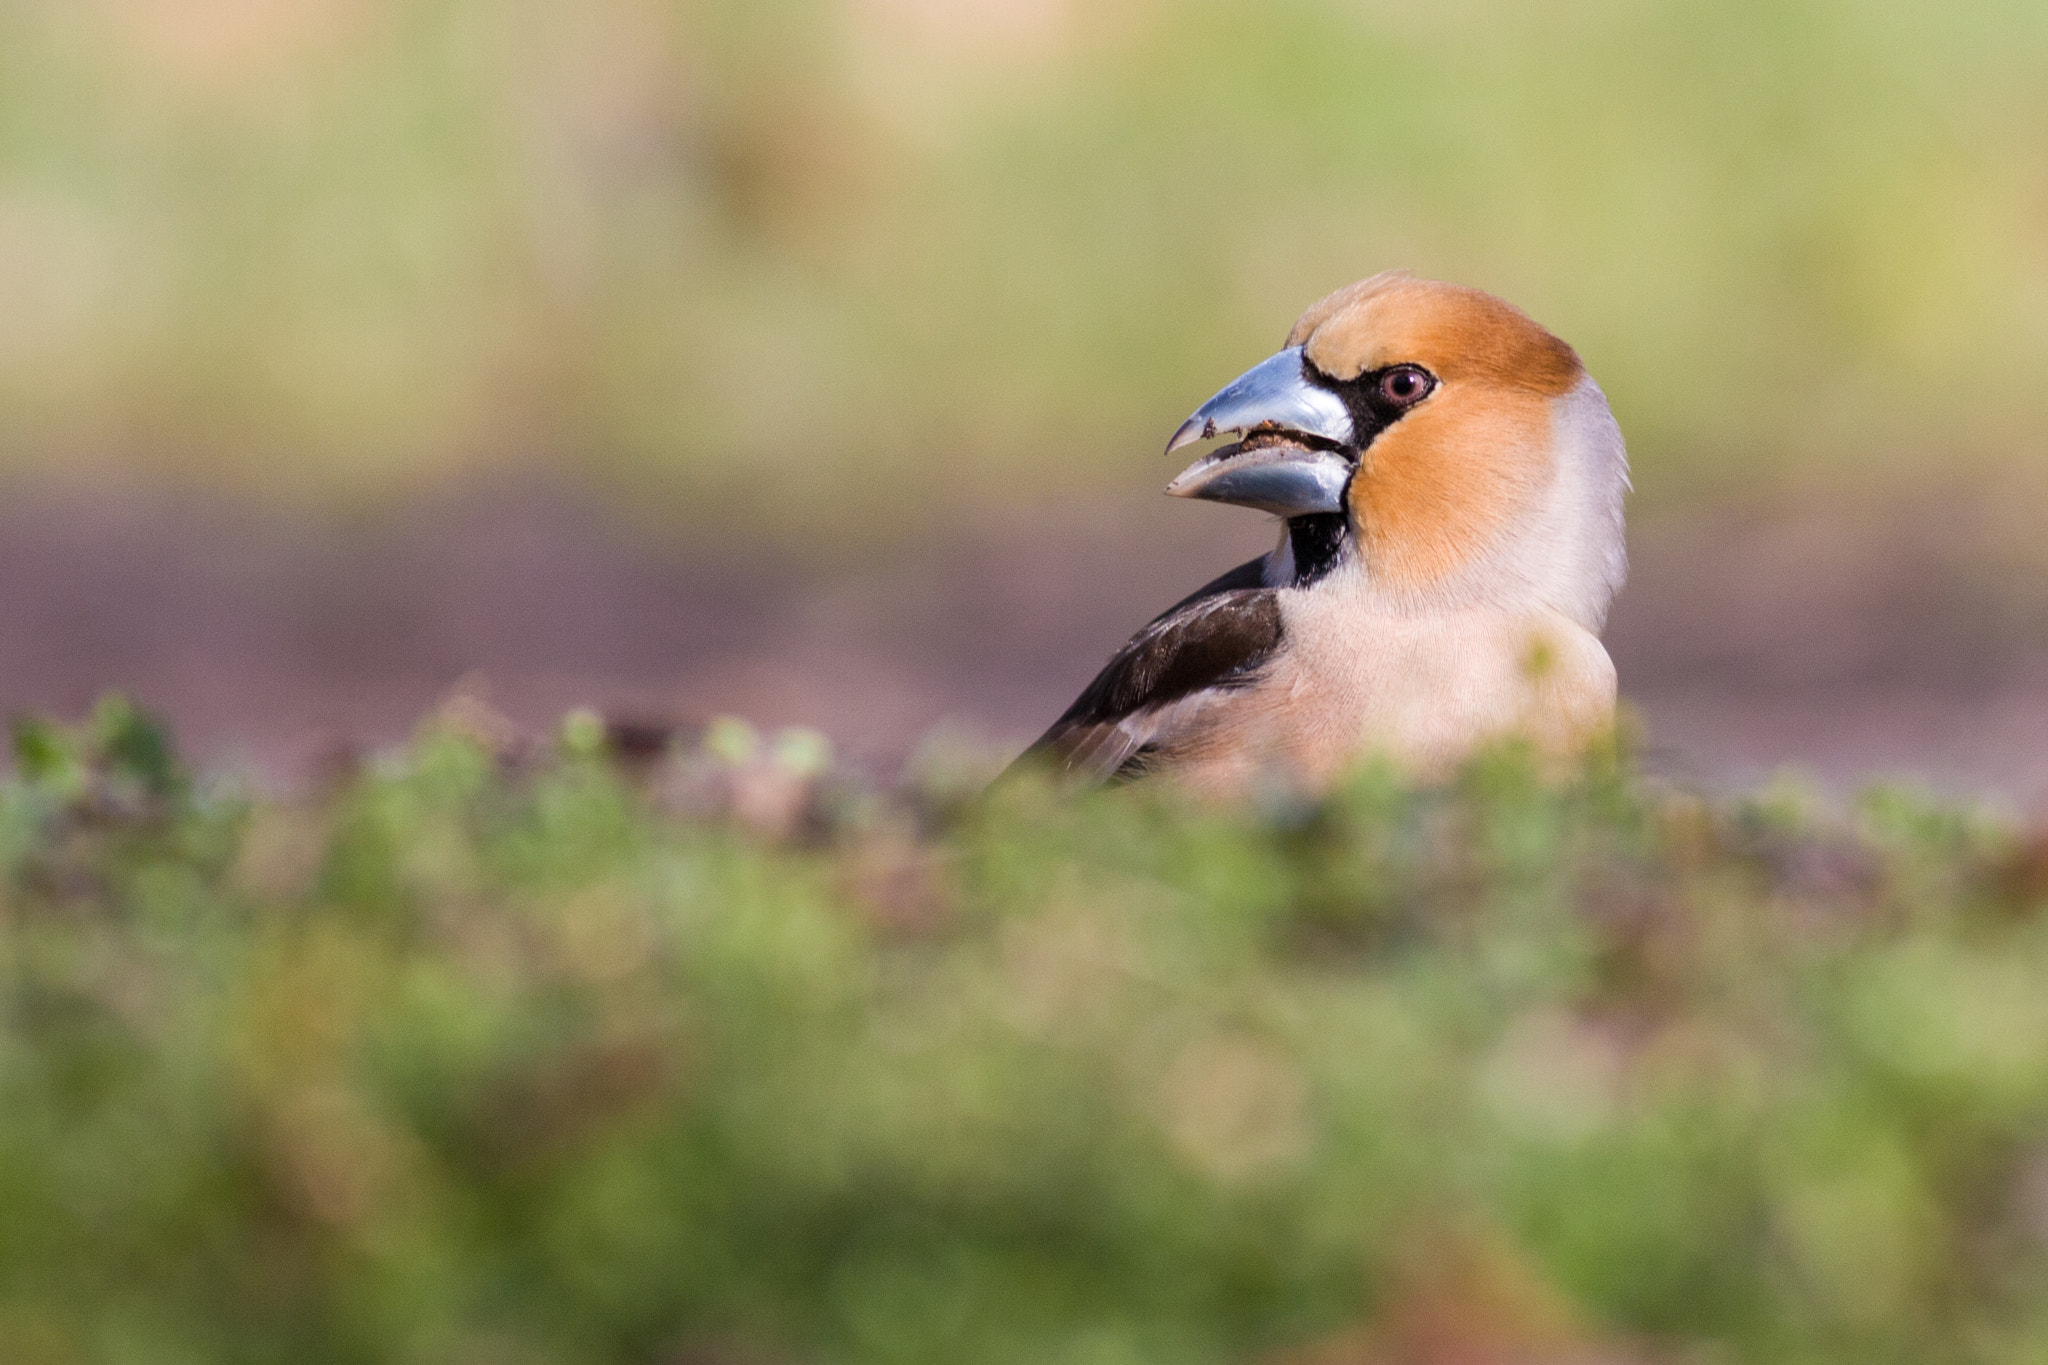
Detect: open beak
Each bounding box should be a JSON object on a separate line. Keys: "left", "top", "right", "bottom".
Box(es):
{"left": 1163, "top": 345, "right": 1356, "bottom": 516}
{"left": 1166, "top": 440, "right": 1354, "bottom": 517}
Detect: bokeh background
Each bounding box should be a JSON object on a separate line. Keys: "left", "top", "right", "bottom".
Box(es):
{"left": 4, "top": 0, "right": 2048, "bottom": 792}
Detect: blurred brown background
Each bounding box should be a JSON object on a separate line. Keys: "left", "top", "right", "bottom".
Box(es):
{"left": 3, "top": 0, "right": 2048, "bottom": 795}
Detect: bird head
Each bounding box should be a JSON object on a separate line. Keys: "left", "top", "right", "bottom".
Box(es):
{"left": 1165, "top": 272, "right": 1627, "bottom": 623}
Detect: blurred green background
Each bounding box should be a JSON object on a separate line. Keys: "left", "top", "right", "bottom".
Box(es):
{"left": 4, "top": 0, "right": 2048, "bottom": 791}
{"left": 11, "top": 11, "right": 2048, "bottom": 1361}
{"left": 5, "top": 0, "right": 2046, "bottom": 536}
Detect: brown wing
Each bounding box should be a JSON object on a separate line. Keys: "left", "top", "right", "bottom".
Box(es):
{"left": 1011, "top": 559, "right": 1284, "bottom": 785}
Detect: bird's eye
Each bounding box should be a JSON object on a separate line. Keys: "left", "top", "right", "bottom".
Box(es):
{"left": 1377, "top": 365, "right": 1435, "bottom": 408}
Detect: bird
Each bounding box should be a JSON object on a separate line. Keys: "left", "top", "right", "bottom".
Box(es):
{"left": 1012, "top": 271, "right": 1628, "bottom": 796}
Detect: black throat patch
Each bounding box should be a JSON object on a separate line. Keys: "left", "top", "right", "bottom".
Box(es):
{"left": 1286, "top": 513, "right": 1347, "bottom": 587}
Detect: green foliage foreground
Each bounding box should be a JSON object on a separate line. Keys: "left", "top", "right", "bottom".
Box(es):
{"left": 5, "top": 701, "right": 2048, "bottom": 1365}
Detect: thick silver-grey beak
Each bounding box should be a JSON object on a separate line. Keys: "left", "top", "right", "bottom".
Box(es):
{"left": 1163, "top": 346, "right": 1356, "bottom": 456}
{"left": 1166, "top": 442, "right": 1353, "bottom": 516}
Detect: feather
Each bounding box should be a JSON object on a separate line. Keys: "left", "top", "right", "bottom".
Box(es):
{"left": 1012, "top": 562, "right": 1285, "bottom": 785}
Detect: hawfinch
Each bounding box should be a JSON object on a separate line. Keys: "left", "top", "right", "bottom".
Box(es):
{"left": 1015, "top": 272, "right": 1629, "bottom": 794}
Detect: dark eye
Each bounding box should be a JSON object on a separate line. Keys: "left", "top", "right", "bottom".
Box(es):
{"left": 1377, "top": 365, "right": 1434, "bottom": 407}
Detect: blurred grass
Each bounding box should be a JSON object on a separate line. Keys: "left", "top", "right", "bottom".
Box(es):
{"left": 6, "top": 698, "right": 2048, "bottom": 1361}
{"left": 0, "top": 0, "right": 2045, "bottom": 542}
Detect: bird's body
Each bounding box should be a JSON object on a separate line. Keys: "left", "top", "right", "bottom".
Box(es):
{"left": 1017, "top": 272, "right": 1628, "bottom": 795}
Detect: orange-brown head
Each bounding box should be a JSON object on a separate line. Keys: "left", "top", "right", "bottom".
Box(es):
{"left": 1165, "top": 272, "right": 1626, "bottom": 624}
